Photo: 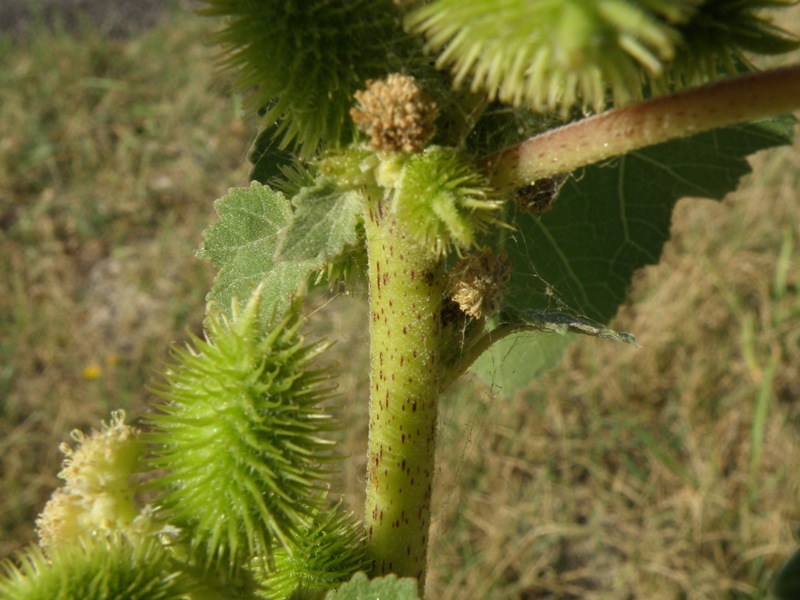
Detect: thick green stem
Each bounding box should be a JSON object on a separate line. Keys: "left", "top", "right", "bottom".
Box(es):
{"left": 483, "top": 65, "right": 800, "bottom": 191}
{"left": 363, "top": 191, "right": 445, "bottom": 588}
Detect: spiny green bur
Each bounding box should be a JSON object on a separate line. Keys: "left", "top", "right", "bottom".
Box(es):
{"left": 0, "top": 536, "right": 196, "bottom": 600}
{"left": 200, "top": 0, "right": 411, "bottom": 155}
{"left": 147, "top": 289, "right": 338, "bottom": 571}
{"left": 257, "top": 503, "right": 368, "bottom": 599}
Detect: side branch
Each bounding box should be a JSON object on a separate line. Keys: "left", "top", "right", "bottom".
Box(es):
{"left": 483, "top": 65, "right": 800, "bottom": 191}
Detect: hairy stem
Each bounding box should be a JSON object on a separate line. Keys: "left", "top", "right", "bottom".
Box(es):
{"left": 363, "top": 191, "right": 445, "bottom": 588}
{"left": 483, "top": 65, "right": 800, "bottom": 191}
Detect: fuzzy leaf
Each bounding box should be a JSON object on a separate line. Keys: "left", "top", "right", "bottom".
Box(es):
{"left": 473, "top": 117, "right": 795, "bottom": 394}
{"left": 325, "top": 572, "right": 419, "bottom": 600}
{"left": 277, "top": 179, "right": 363, "bottom": 263}
{"left": 198, "top": 182, "right": 322, "bottom": 324}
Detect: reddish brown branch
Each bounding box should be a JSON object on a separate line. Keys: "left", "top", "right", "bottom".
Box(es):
{"left": 483, "top": 65, "right": 800, "bottom": 192}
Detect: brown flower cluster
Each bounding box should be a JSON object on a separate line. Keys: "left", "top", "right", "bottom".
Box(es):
{"left": 350, "top": 73, "right": 436, "bottom": 153}
{"left": 447, "top": 247, "right": 511, "bottom": 319}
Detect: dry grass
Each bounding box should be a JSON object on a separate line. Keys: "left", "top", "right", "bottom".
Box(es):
{"left": 1, "top": 6, "right": 799, "bottom": 600}
{"left": 0, "top": 9, "right": 254, "bottom": 554}
{"left": 424, "top": 138, "right": 800, "bottom": 599}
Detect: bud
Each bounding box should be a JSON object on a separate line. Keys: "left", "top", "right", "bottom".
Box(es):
{"left": 392, "top": 146, "right": 504, "bottom": 255}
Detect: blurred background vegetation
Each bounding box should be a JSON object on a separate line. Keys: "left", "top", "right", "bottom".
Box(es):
{"left": 1, "top": 2, "right": 799, "bottom": 598}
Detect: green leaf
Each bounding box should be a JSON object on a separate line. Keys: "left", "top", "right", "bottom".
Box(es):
{"left": 277, "top": 179, "right": 363, "bottom": 263}
{"left": 325, "top": 572, "right": 419, "bottom": 600}
{"left": 197, "top": 182, "right": 322, "bottom": 324}
{"left": 474, "top": 117, "right": 795, "bottom": 394}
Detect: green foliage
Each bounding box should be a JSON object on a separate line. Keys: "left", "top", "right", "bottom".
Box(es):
{"left": 0, "top": 536, "right": 197, "bottom": 600}
{"left": 277, "top": 179, "right": 363, "bottom": 264}
{"left": 324, "top": 572, "right": 418, "bottom": 600}
{"left": 198, "top": 182, "right": 323, "bottom": 326}
{"left": 278, "top": 177, "right": 370, "bottom": 288}
{"left": 409, "top": 0, "right": 800, "bottom": 113}
{"left": 5, "top": 1, "right": 799, "bottom": 598}
{"left": 146, "top": 289, "right": 338, "bottom": 571}
{"left": 474, "top": 117, "right": 796, "bottom": 393}
{"left": 257, "top": 504, "right": 368, "bottom": 599}
{"left": 199, "top": 0, "right": 412, "bottom": 156}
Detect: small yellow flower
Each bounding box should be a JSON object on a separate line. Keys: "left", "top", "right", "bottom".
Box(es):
{"left": 82, "top": 364, "right": 102, "bottom": 380}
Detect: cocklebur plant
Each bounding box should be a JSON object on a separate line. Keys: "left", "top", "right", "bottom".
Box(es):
{"left": 3, "top": 1, "right": 800, "bottom": 598}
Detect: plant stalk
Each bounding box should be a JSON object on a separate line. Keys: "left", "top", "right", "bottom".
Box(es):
{"left": 483, "top": 64, "right": 800, "bottom": 191}
{"left": 363, "top": 190, "right": 445, "bottom": 589}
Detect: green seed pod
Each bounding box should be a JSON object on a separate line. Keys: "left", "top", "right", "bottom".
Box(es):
{"left": 0, "top": 536, "right": 198, "bottom": 600}
{"left": 255, "top": 502, "right": 368, "bottom": 600}
{"left": 408, "top": 0, "right": 799, "bottom": 114}
{"left": 146, "top": 287, "right": 338, "bottom": 573}
{"left": 392, "top": 146, "right": 504, "bottom": 256}
{"left": 200, "top": 0, "right": 413, "bottom": 156}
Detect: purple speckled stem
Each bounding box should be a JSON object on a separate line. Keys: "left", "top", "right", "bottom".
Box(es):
{"left": 363, "top": 191, "right": 445, "bottom": 590}
{"left": 483, "top": 65, "right": 800, "bottom": 191}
